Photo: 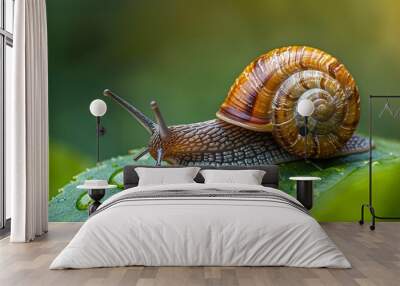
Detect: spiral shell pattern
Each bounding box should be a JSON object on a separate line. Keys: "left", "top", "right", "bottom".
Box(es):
{"left": 216, "top": 46, "right": 360, "bottom": 158}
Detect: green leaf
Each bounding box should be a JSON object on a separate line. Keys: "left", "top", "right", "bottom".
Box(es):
{"left": 49, "top": 137, "right": 400, "bottom": 222}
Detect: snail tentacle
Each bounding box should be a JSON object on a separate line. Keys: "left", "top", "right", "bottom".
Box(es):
{"left": 150, "top": 101, "right": 170, "bottom": 140}
{"left": 133, "top": 147, "right": 149, "bottom": 161}
{"left": 103, "top": 89, "right": 157, "bottom": 134}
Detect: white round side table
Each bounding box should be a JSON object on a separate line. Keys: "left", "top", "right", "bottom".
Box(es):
{"left": 289, "top": 177, "right": 321, "bottom": 210}
{"left": 77, "top": 180, "right": 117, "bottom": 215}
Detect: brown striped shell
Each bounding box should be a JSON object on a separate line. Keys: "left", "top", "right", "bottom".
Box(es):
{"left": 216, "top": 46, "right": 360, "bottom": 158}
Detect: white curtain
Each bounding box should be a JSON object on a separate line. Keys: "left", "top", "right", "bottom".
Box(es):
{"left": 7, "top": 0, "right": 49, "bottom": 242}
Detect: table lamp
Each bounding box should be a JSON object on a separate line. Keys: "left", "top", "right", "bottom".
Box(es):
{"left": 89, "top": 99, "right": 107, "bottom": 163}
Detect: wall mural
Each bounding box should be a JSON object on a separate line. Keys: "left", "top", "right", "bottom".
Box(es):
{"left": 47, "top": 1, "right": 400, "bottom": 222}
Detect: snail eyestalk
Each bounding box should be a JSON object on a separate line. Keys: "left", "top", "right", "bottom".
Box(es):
{"left": 150, "top": 101, "right": 170, "bottom": 140}
{"left": 133, "top": 147, "right": 149, "bottom": 161}
{"left": 103, "top": 89, "right": 157, "bottom": 134}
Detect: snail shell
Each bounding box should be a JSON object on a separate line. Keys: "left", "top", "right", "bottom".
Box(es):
{"left": 217, "top": 46, "right": 360, "bottom": 158}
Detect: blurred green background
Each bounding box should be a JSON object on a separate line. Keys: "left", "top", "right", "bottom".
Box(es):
{"left": 47, "top": 0, "right": 400, "bottom": 218}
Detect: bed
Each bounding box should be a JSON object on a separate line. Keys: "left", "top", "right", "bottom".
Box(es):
{"left": 50, "top": 165, "right": 350, "bottom": 269}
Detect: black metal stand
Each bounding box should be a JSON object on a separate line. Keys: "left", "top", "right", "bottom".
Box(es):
{"left": 88, "top": 189, "right": 105, "bottom": 215}
{"left": 296, "top": 181, "right": 314, "bottom": 210}
{"left": 359, "top": 95, "right": 400, "bottom": 230}
{"left": 96, "top": 116, "right": 106, "bottom": 163}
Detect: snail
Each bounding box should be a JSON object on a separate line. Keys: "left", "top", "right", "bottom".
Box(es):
{"left": 104, "top": 46, "right": 369, "bottom": 166}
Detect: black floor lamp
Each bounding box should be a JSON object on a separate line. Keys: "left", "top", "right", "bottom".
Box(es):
{"left": 359, "top": 95, "right": 400, "bottom": 230}
{"left": 89, "top": 99, "right": 107, "bottom": 163}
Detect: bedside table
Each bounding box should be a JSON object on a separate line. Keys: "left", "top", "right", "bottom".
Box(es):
{"left": 77, "top": 180, "right": 117, "bottom": 215}
{"left": 289, "top": 177, "right": 321, "bottom": 210}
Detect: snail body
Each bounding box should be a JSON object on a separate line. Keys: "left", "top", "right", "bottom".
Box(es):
{"left": 104, "top": 46, "right": 368, "bottom": 166}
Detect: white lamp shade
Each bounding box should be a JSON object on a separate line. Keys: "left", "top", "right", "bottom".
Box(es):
{"left": 89, "top": 99, "right": 107, "bottom": 117}
{"left": 297, "top": 99, "right": 315, "bottom": 117}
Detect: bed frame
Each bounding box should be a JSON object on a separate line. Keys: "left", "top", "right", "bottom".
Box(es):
{"left": 123, "top": 165, "right": 280, "bottom": 189}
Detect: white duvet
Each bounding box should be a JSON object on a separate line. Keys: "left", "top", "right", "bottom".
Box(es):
{"left": 50, "top": 183, "right": 350, "bottom": 269}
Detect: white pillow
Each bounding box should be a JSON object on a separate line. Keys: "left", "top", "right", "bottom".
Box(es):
{"left": 200, "top": 169, "right": 266, "bottom": 185}
{"left": 135, "top": 167, "right": 201, "bottom": 186}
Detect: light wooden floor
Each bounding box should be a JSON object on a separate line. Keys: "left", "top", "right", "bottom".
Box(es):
{"left": 0, "top": 222, "right": 399, "bottom": 286}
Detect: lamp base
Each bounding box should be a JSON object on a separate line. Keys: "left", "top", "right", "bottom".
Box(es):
{"left": 88, "top": 189, "right": 105, "bottom": 215}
